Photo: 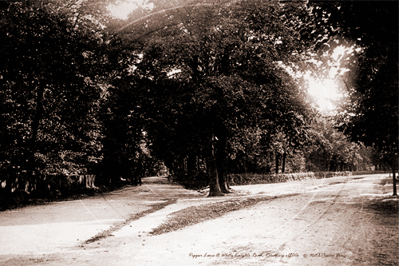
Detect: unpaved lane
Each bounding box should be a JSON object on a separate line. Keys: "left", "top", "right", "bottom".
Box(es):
{"left": 1, "top": 175, "right": 397, "bottom": 266}
{"left": 0, "top": 176, "right": 202, "bottom": 255}
{"left": 209, "top": 175, "right": 398, "bottom": 266}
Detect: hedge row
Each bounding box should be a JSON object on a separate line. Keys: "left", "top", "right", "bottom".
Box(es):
{"left": 228, "top": 171, "right": 353, "bottom": 186}
{"left": 351, "top": 170, "right": 391, "bottom": 175}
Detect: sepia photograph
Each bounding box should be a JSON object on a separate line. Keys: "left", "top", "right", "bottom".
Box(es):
{"left": 0, "top": 0, "right": 397, "bottom": 265}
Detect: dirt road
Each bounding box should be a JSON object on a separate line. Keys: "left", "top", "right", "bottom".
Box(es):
{"left": 1, "top": 174, "right": 397, "bottom": 266}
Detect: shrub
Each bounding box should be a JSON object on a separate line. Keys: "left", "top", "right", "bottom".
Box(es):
{"left": 171, "top": 171, "right": 210, "bottom": 190}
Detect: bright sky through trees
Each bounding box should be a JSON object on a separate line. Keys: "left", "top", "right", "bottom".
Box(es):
{"left": 306, "top": 76, "right": 341, "bottom": 112}
{"left": 305, "top": 45, "right": 354, "bottom": 113}
{"left": 107, "top": 1, "right": 350, "bottom": 114}
{"left": 107, "top": 0, "right": 153, "bottom": 20}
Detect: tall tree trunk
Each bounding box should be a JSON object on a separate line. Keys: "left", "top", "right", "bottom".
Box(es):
{"left": 275, "top": 153, "right": 279, "bottom": 174}
{"left": 207, "top": 155, "right": 224, "bottom": 197}
{"left": 392, "top": 155, "right": 397, "bottom": 196}
{"left": 197, "top": 156, "right": 200, "bottom": 171}
{"left": 191, "top": 55, "right": 199, "bottom": 83}
{"left": 187, "top": 154, "right": 197, "bottom": 177}
{"left": 216, "top": 133, "right": 231, "bottom": 193}
{"left": 28, "top": 84, "right": 45, "bottom": 191}
{"left": 281, "top": 152, "right": 286, "bottom": 173}
{"left": 207, "top": 133, "right": 224, "bottom": 197}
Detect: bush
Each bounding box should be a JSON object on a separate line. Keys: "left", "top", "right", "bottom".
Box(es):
{"left": 172, "top": 171, "right": 210, "bottom": 190}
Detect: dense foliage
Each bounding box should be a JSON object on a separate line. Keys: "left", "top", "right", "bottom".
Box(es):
{"left": 0, "top": 1, "right": 108, "bottom": 198}
{"left": 307, "top": 0, "right": 398, "bottom": 194}
{"left": 0, "top": 0, "right": 394, "bottom": 205}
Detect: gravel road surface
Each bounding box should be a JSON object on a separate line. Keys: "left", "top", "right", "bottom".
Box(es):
{"left": 1, "top": 174, "right": 397, "bottom": 266}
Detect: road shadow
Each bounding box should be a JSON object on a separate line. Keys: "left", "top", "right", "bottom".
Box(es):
{"left": 366, "top": 197, "right": 398, "bottom": 215}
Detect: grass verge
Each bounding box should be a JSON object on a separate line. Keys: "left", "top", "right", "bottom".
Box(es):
{"left": 150, "top": 196, "right": 283, "bottom": 235}
{"left": 84, "top": 198, "right": 177, "bottom": 244}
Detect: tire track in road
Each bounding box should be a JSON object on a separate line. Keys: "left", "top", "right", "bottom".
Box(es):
{"left": 297, "top": 177, "right": 350, "bottom": 228}
{"left": 214, "top": 176, "right": 352, "bottom": 266}
{"left": 322, "top": 175, "right": 389, "bottom": 266}
{"left": 321, "top": 176, "right": 375, "bottom": 265}
{"left": 274, "top": 176, "right": 376, "bottom": 266}
{"left": 324, "top": 202, "right": 367, "bottom": 266}
{"left": 259, "top": 179, "right": 325, "bottom": 239}
{"left": 274, "top": 176, "right": 351, "bottom": 255}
